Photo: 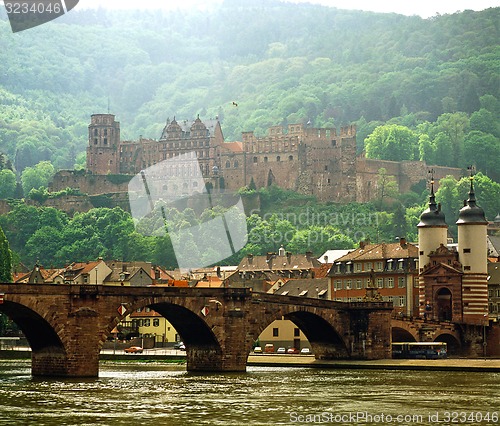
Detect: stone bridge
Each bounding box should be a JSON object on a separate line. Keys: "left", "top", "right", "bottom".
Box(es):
{"left": 0, "top": 284, "right": 392, "bottom": 377}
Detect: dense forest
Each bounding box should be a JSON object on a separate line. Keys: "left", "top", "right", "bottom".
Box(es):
{"left": 0, "top": 2, "right": 498, "bottom": 174}
{"left": 0, "top": 1, "right": 499, "bottom": 270}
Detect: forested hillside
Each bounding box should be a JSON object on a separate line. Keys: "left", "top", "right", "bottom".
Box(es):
{"left": 0, "top": 2, "right": 498, "bottom": 176}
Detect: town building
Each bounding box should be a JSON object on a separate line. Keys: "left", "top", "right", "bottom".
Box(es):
{"left": 328, "top": 239, "right": 419, "bottom": 316}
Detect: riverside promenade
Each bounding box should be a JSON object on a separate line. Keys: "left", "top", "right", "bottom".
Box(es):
{"left": 1, "top": 348, "right": 499, "bottom": 372}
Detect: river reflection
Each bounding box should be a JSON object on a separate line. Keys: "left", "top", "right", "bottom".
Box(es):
{"left": 0, "top": 360, "right": 498, "bottom": 425}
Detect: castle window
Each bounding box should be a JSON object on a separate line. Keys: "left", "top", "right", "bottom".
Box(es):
{"left": 234, "top": 160, "right": 239, "bottom": 168}
{"left": 94, "top": 138, "right": 98, "bottom": 145}
{"left": 331, "top": 140, "right": 336, "bottom": 147}
{"left": 104, "top": 129, "right": 107, "bottom": 136}
{"left": 103, "top": 138, "right": 108, "bottom": 145}
{"left": 264, "top": 156, "right": 268, "bottom": 163}
{"left": 94, "top": 129, "right": 98, "bottom": 136}
{"left": 226, "top": 160, "right": 231, "bottom": 168}
{"left": 253, "top": 157, "right": 258, "bottom": 163}
{"left": 324, "top": 165, "right": 328, "bottom": 171}
{"left": 288, "top": 155, "right": 293, "bottom": 161}
{"left": 277, "top": 156, "right": 281, "bottom": 162}
{"left": 327, "top": 179, "right": 331, "bottom": 184}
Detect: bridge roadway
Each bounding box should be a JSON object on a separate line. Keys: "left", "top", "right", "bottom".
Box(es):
{"left": 0, "top": 283, "right": 392, "bottom": 377}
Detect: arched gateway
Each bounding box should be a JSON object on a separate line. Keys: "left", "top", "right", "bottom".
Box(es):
{"left": 0, "top": 284, "right": 392, "bottom": 377}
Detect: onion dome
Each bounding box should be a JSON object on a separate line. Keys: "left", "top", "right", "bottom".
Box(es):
{"left": 418, "top": 180, "right": 447, "bottom": 227}
{"left": 456, "top": 178, "right": 488, "bottom": 225}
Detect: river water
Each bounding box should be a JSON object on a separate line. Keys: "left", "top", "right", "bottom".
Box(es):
{"left": 0, "top": 360, "right": 498, "bottom": 425}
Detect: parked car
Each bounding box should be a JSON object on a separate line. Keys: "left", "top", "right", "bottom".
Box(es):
{"left": 124, "top": 346, "right": 143, "bottom": 353}
{"left": 264, "top": 343, "right": 274, "bottom": 353}
{"left": 253, "top": 346, "right": 263, "bottom": 353}
{"left": 173, "top": 341, "right": 185, "bottom": 350}
{"left": 276, "top": 347, "right": 286, "bottom": 354}
{"left": 300, "top": 348, "right": 311, "bottom": 354}
{"left": 287, "top": 347, "right": 300, "bottom": 354}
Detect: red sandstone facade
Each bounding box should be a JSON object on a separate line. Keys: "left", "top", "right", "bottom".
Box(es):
{"left": 84, "top": 114, "right": 462, "bottom": 203}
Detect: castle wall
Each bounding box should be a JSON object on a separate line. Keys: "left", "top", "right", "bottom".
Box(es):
{"left": 49, "top": 170, "right": 130, "bottom": 195}
{"left": 356, "top": 157, "right": 462, "bottom": 203}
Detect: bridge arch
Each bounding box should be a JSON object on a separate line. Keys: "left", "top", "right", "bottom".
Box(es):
{"left": 392, "top": 327, "right": 417, "bottom": 342}
{"left": 121, "top": 296, "right": 224, "bottom": 371}
{"left": 249, "top": 304, "right": 350, "bottom": 359}
{"left": 0, "top": 301, "right": 65, "bottom": 353}
{"left": 434, "top": 332, "right": 461, "bottom": 355}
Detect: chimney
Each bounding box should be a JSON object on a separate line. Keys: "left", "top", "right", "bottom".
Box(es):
{"left": 247, "top": 254, "right": 253, "bottom": 264}
{"left": 324, "top": 255, "right": 328, "bottom": 263}
{"left": 359, "top": 241, "right": 366, "bottom": 249}
{"left": 154, "top": 268, "right": 160, "bottom": 280}
{"left": 305, "top": 251, "right": 313, "bottom": 260}
{"left": 399, "top": 237, "right": 407, "bottom": 248}
{"left": 266, "top": 252, "right": 275, "bottom": 262}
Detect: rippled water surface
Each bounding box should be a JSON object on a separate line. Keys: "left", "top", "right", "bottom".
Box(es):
{"left": 0, "top": 360, "right": 498, "bottom": 425}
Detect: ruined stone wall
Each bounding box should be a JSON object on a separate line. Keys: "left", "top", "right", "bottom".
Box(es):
{"left": 49, "top": 170, "right": 130, "bottom": 195}
{"left": 356, "top": 157, "right": 462, "bottom": 203}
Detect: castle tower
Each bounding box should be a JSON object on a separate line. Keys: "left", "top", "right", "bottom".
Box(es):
{"left": 86, "top": 114, "right": 120, "bottom": 174}
{"left": 456, "top": 175, "right": 489, "bottom": 325}
{"left": 417, "top": 177, "right": 448, "bottom": 317}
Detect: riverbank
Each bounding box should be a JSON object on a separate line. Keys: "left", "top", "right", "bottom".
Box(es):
{"left": 2, "top": 349, "right": 499, "bottom": 371}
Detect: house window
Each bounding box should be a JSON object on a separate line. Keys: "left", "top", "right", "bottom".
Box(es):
{"left": 386, "top": 277, "right": 394, "bottom": 288}
{"left": 273, "top": 327, "right": 279, "bottom": 337}
{"left": 145, "top": 307, "right": 151, "bottom": 312}
{"left": 334, "top": 280, "right": 342, "bottom": 290}
{"left": 355, "top": 263, "right": 362, "bottom": 272}
{"left": 356, "top": 279, "right": 362, "bottom": 289}
{"left": 399, "top": 296, "right": 406, "bottom": 307}
{"left": 377, "top": 278, "right": 384, "bottom": 288}
{"left": 464, "top": 266, "right": 471, "bottom": 271}
{"left": 365, "top": 262, "right": 372, "bottom": 271}
{"left": 346, "top": 279, "right": 352, "bottom": 290}
{"left": 153, "top": 319, "right": 160, "bottom": 327}
{"left": 463, "top": 248, "right": 471, "bottom": 253}
{"left": 144, "top": 319, "right": 150, "bottom": 327}
{"left": 398, "top": 277, "right": 406, "bottom": 288}
{"left": 376, "top": 262, "right": 383, "bottom": 271}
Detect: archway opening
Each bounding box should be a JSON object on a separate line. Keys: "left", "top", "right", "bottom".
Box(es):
{"left": 251, "top": 311, "right": 348, "bottom": 359}
{"left": 436, "top": 287, "right": 452, "bottom": 321}
{"left": 434, "top": 334, "right": 461, "bottom": 356}
{"left": 392, "top": 327, "right": 416, "bottom": 342}
{"left": 0, "top": 301, "right": 64, "bottom": 354}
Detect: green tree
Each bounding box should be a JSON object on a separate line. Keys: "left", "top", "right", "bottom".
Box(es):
{"left": 0, "top": 225, "right": 12, "bottom": 282}
{"left": 376, "top": 168, "right": 399, "bottom": 210}
{"left": 21, "top": 161, "right": 55, "bottom": 196}
{"left": 464, "top": 131, "right": 500, "bottom": 181}
{"left": 0, "top": 169, "right": 17, "bottom": 199}
{"left": 365, "top": 124, "right": 418, "bottom": 161}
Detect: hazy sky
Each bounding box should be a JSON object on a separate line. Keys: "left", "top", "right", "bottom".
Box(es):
{"left": 76, "top": 0, "right": 499, "bottom": 18}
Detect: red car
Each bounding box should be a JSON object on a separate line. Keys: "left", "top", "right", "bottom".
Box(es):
{"left": 124, "top": 346, "right": 143, "bottom": 353}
